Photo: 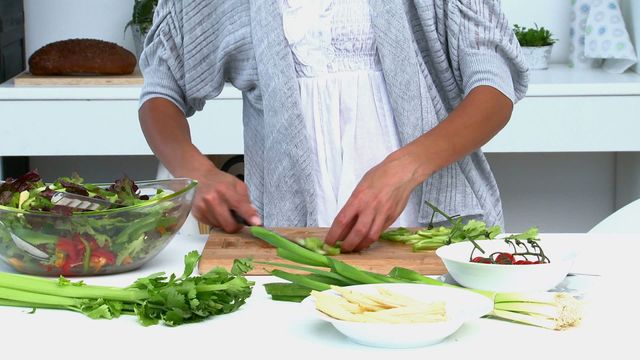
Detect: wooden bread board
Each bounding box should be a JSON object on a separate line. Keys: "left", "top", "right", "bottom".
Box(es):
{"left": 199, "top": 227, "right": 446, "bottom": 276}
{"left": 13, "top": 70, "right": 143, "bottom": 86}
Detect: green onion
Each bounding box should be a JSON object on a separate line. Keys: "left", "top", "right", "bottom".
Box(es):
{"left": 264, "top": 283, "right": 312, "bottom": 297}
{"left": 269, "top": 270, "right": 331, "bottom": 292}
{"left": 257, "top": 261, "right": 358, "bottom": 285}
{"left": 491, "top": 292, "right": 582, "bottom": 330}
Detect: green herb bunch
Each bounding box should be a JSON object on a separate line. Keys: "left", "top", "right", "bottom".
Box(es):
{"left": 128, "top": 0, "right": 159, "bottom": 35}
{"left": 513, "top": 24, "right": 556, "bottom": 47}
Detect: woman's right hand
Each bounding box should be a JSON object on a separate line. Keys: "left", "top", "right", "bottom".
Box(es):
{"left": 190, "top": 167, "right": 261, "bottom": 233}
{"left": 139, "top": 98, "right": 261, "bottom": 234}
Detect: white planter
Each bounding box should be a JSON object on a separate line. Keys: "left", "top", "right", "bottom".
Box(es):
{"left": 132, "top": 25, "right": 147, "bottom": 60}
{"left": 521, "top": 45, "right": 553, "bottom": 70}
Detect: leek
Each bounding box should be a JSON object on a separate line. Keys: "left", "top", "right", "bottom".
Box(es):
{"left": 491, "top": 292, "right": 582, "bottom": 330}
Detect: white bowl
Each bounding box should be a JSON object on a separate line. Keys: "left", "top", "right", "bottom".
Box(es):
{"left": 302, "top": 283, "right": 493, "bottom": 348}
{"left": 435, "top": 239, "right": 578, "bottom": 292}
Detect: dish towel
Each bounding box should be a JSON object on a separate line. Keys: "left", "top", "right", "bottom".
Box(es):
{"left": 569, "top": 0, "right": 637, "bottom": 73}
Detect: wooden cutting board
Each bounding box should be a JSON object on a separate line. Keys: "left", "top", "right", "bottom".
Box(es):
{"left": 199, "top": 227, "right": 446, "bottom": 276}
{"left": 12, "top": 70, "right": 143, "bottom": 86}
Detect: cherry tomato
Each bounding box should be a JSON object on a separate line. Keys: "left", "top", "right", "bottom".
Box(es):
{"left": 514, "top": 260, "right": 535, "bottom": 265}
{"left": 471, "top": 256, "right": 492, "bottom": 264}
{"left": 494, "top": 252, "right": 515, "bottom": 265}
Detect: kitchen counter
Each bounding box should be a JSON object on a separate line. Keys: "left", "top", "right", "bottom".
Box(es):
{"left": 1, "top": 64, "right": 640, "bottom": 157}
{"left": 0, "top": 232, "right": 633, "bottom": 359}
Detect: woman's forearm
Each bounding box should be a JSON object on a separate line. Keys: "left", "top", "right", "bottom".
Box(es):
{"left": 390, "top": 86, "right": 514, "bottom": 186}
{"left": 138, "top": 97, "right": 217, "bottom": 178}
{"left": 139, "top": 97, "right": 260, "bottom": 230}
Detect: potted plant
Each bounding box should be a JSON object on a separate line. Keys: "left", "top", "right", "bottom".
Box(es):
{"left": 127, "top": 0, "right": 158, "bottom": 59}
{"left": 513, "top": 24, "right": 557, "bottom": 70}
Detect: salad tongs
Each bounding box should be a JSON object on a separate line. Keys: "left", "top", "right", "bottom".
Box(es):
{"left": 51, "top": 191, "right": 122, "bottom": 211}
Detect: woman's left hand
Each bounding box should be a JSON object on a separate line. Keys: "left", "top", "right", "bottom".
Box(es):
{"left": 324, "top": 154, "right": 421, "bottom": 252}
{"left": 324, "top": 86, "right": 514, "bottom": 252}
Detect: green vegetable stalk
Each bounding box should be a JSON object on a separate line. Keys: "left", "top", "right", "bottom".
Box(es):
{"left": 380, "top": 201, "right": 534, "bottom": 252}
{"left": 251, "top": 226, "right": 581, "bottom": 331}
{"left": 0, "top": 251, "right": 254, "bottom": 326}
{"left": 295, "top": 237, "right": 341, "bottom": 256}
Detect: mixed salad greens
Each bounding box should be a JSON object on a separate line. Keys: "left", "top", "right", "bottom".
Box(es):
{"left": 0, "top": 170, "right": 187, "bottom": 276}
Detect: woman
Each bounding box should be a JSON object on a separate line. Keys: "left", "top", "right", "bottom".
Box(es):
{"left": 138, "top": 0, "right": 528, "bottom": 252}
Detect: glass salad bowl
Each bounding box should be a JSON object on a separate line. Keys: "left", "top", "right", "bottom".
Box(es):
{"left": 0, "top": 178, "right": 197, "bottom": 276}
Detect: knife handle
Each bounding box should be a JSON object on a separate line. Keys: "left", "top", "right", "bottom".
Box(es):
{"left": 230, "top": 209, "right": 251, "bottom": 226}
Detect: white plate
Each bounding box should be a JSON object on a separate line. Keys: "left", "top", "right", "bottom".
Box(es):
{"left": 301, "top": 283, "right": 493, "bottom": 348}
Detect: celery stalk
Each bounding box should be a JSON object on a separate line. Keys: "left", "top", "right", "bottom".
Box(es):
{"left": 0, "top": 272, "right": 147, "bottom": 302}
{"left": 0, "top": 251, "right": 254, "bottom": 326}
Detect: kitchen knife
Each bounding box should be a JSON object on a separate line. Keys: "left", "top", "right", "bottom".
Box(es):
{"left": 230, "top": 209, "right": 255, "bottom": 227}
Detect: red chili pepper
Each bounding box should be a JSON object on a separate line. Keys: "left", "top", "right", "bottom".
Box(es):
{"left": 56, "top": 234, "right": 97, "bottom": 274}
{"left": 55, "top": 236, "right": 85, "bottom": 274}
{"left": 56, "top": 237, "right": 79, "bottom": 262}
{"left": 494, "top": 252, "right": 515, "bottom": 265}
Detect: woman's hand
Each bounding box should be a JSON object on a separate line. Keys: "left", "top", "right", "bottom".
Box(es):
{"left": 324, "top": 154, "right": 421, "bottom": 252}
{"left": 139, "top": 98, "right": 260, "bottom": 234}
{"left": 324, "top": 86, "right": 513, "bottom": 252}
{"left": 190, "top": 167, "right": 261, "bottom": 233}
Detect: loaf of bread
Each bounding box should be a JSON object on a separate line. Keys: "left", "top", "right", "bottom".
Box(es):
{"left": 29, "top": 39, "right": 137, "bottom": 76}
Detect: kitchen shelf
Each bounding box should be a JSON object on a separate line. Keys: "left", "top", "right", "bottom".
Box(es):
{"left": 2, "top": 64, "right": 640, "bottom": 100}
{"left": 526, "top": 64, "right": 640, "bottom": 96}
{"left": 1, "top": 63, "right": 640, "bottom": 156}
{"left": 0, "top": 76, "right": 240, "bottom": 100}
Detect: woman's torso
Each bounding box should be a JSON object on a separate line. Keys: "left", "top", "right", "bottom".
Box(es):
{"left": 280, "top": 0, "right": 420, "bottom": 227}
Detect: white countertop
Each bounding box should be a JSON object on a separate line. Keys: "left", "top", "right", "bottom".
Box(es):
{"left": 2, "top": 63, "right": 640, "bottom": 156}
{"left": 0, "top": 232, "right": 633, "bottom": 359}
{"left": 1, "top": 64, "right": 639, "bottom": 100}
{"left": 525, "top": 65, "right": 640, "bottom": 96}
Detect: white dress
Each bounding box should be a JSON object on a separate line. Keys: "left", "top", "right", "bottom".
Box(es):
{"left": 281, "top": 0, "right": 419, "bottom": 227}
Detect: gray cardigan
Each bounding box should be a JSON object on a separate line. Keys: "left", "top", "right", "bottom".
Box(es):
{"left": 139, "top": 0, "right": 529, "bottom": 227}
